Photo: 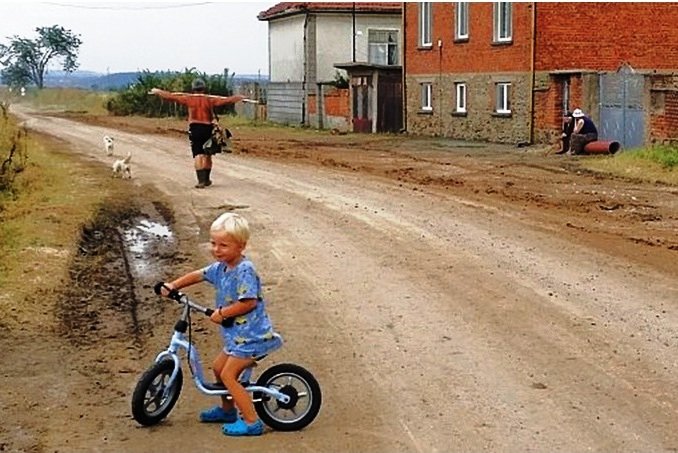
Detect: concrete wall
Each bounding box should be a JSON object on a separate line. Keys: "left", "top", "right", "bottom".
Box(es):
{"left": 315, "top": 14, "right": 402, "bottom": 83}
{"left": 269, "top": 15, "right": 306, "bottom": 83}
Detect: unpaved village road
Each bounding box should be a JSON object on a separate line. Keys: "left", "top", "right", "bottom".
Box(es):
{"left": 6, "top": 107, "right": 678, "bottom": 453}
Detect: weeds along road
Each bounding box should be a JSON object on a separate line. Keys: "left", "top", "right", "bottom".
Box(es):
{"left": 14, "top": 107, "right": 678, "bottom": 453}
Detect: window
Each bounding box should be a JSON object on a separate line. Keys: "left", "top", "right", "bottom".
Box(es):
{"left": 419, "top": 2, "right": 432, "bottom": 47}
{"left": 495, "top": 82, "right": 511, "bottom": 113}
{"left": 421, "top": 83, "right": 433, "bottom": 111}
{"left": 455, "top": 2, "right": 469, "bottom": 40}
{"left": 493, "top": 2, "right": 512, "bottom": 42}
{"left": 455, "top": 83, "right": 467, "bottom": 113}
{"left": 368, "top": 30, "right": 399, "bottom": 65}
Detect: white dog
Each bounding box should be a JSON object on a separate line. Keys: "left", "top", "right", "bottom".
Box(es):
{"left": 103, "top": 135, "right": 114, "bottom": 156}
{"left": 111, "top": 152, "right": 132, "bottom": 179}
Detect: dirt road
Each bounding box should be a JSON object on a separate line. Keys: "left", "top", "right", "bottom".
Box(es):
{"left": 5, "top": 108, "right": 678, "bottom": 453}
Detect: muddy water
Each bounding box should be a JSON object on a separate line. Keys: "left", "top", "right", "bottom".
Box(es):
{"left": 55, "top": 198, "right": 180, "bottom": 347}
{"left": 123, "top": 219, "right": 174, "bottom": 278}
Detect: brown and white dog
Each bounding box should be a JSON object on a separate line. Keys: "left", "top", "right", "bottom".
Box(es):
{"left": 111, "top": 151, "right": 132, "bottom": 179}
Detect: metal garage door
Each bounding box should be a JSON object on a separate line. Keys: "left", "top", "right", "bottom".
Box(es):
{"left": 599, "top": 64, "right": 645, "bottom": 149}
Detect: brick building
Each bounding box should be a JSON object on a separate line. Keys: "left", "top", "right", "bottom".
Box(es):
{"left": 404, "top": 2, "right": 678, "bottom": 147}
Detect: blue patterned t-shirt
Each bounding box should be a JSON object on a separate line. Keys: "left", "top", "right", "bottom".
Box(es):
{"left": 203, "top": 257, "right": 282, "bottom": 358}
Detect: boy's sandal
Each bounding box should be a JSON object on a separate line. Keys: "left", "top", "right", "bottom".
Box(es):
{"left": 199, "top": 406, "right": 238, "bottom": 423}
{"left": 222, "top": 418, "right": 264, "bottom": 436}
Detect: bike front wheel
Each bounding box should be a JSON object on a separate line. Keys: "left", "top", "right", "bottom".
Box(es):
{"left": 254, "top": 363, "right": 321, "bottom": 431}
{"left": 131, "top": 359, "right": 183, "bottom": 426}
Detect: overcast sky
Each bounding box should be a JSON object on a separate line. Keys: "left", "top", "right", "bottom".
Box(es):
{"left": 0, "top": 1, "right": 274, "bottom": 76}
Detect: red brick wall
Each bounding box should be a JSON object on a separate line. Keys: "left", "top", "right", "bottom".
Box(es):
{"left": 651, "top": 91, "right": 678, "bottom": 143}
{"left": 535, "top": 3, "right": 678, "bottom": 71}
{"left": 534, "top": 75, "right": 587, "bottom": 141}
{"left": 308, "top": 88, "right": 350, "bottom": 116}
{"left": 406, "top": 2, "right": 678, "bottom": 74}
{"left": 534, "top": 85, "right": 561, "bottom": 142}
{"left": 404, "top": 2, "right": 533, "bottom": 74}
{"left": 323, "top": 87, "right": 350, "bottom": 117}
{"left": 307, "top": 87, "right": 350, "bottom": 126}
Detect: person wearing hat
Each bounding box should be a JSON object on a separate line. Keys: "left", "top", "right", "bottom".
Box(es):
{"left": 569, "top": 108, "right": 598, "bottom": 155}
{"left": 149, "top": 79, "right": 245, "bottom": 188}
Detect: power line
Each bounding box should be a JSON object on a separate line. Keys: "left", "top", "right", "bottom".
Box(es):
{"left": 43, "top": 2, "right": 215, "bottom": 11}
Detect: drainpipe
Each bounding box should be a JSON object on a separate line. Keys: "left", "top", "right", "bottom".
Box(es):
{"left": 528, "top": 2, "right": 536, "bottom": 144}
{"left": 352, "top": 2, "right": 356, "bottom": 62}
{"left": 438, "top": 37, "right": 443, "bottom": 137}
{"left": 302, "top": 12, "right": 309, "bottom": 126}
{"left": 401, "top": 2, "right": 407, "bottom": 132}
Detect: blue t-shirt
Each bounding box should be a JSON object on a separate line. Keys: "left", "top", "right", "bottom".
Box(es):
{"left": 580, "top": 116, "right": 598, "bottom": 135}
{"left": 203, "top": 257, "right": 282, "bottom": 358}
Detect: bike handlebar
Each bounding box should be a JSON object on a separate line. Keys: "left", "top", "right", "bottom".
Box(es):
{"left": 154, "top": 282, "right": 234, "bottom": 327}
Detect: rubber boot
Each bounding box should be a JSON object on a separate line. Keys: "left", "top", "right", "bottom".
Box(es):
{"left": 205, "top": 168, "right": 212, "bottom": 187}
{"left": 195, "top": 169, "right": 207, "bottom": 188}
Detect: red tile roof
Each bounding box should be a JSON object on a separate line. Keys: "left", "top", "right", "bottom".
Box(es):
{"left": 258, "top": 2, "right": 401, "bottom": 21}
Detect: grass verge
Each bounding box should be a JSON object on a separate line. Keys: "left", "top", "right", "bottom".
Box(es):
{"left": 582, "top": 145, "right": 678, "bottom": 185}
{"left": 0, "top": 131, "right": 112, "bottom": 330}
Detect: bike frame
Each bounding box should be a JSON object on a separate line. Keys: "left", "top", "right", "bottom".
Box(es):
{"left": 154, "top": 300, "right": 291, "bottom": 405}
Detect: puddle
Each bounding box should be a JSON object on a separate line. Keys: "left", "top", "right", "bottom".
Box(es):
{"left": 125, "top": 220, "right": 173, "bottom": 253}
{"left": 122, "top": 219, "right": 175, "bottom": 277}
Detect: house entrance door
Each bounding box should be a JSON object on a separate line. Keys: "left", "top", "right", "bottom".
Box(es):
{"left": 377, "top": 77, "right": 402, "bottom": 133}
{"left": 352, "top": 76, "right": 371, "bottom": 133}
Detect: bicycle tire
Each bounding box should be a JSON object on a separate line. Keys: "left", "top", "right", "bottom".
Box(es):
{"left": 131, "top": 359, "right": 183, "bottom": 426}
{"left": 254, "top": 363, "right": 321, "bottom": 431}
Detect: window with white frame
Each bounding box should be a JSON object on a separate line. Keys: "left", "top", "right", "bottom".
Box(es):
{"left": 455, "top": 82, "right": 467, "bottom": 113}
{"left": 419, "top": 2, "right": 432, "bottom": 47}
{"left": 493, "top": 2, "right": 512, "bottom": 42}
{"left": 495, "top": 82, "right": 511, "bottom": 113}
{"left": 455, "top": 2, "right": 469, "bottom": 40}
{"left": 368, "top": 30, "right": 399, "bottom": 65}
{"left": 421, "top": 83, "right": 433, "bottom": 111}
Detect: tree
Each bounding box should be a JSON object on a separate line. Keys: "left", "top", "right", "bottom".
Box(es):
{"left": 0, "top": 25, "right": 82, "bottom": 89}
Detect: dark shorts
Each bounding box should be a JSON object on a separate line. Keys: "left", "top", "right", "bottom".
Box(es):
{"left": 188, "top": 123, "right": 213, "bottom": 158}
{"left": 571, "top": 132, "right": 598, "bottom": 154}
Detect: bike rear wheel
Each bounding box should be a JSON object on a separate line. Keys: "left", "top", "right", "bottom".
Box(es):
{"left": 131, "top": 359, "right": 183, "bottom": 426}
{"left": 254, "top": 363, "right": 321, "bottom": 431}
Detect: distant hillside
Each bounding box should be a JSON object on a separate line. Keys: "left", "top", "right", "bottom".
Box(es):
{"left": 44, "top": 71, "right": 269, "bottom": 91}
{"left": 44, "top": 71, "right": 138, "bottom": 90}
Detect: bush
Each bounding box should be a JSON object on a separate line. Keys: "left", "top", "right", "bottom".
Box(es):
{"left": 106, "top": 69, "right": 237, "bottom": 118}
{"left": 0, "top": 106, "right": 28, "bottom": 207}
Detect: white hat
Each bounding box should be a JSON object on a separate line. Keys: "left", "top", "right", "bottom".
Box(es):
{"left": 572, "top": 108, "right": 585, "bottom": 118}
